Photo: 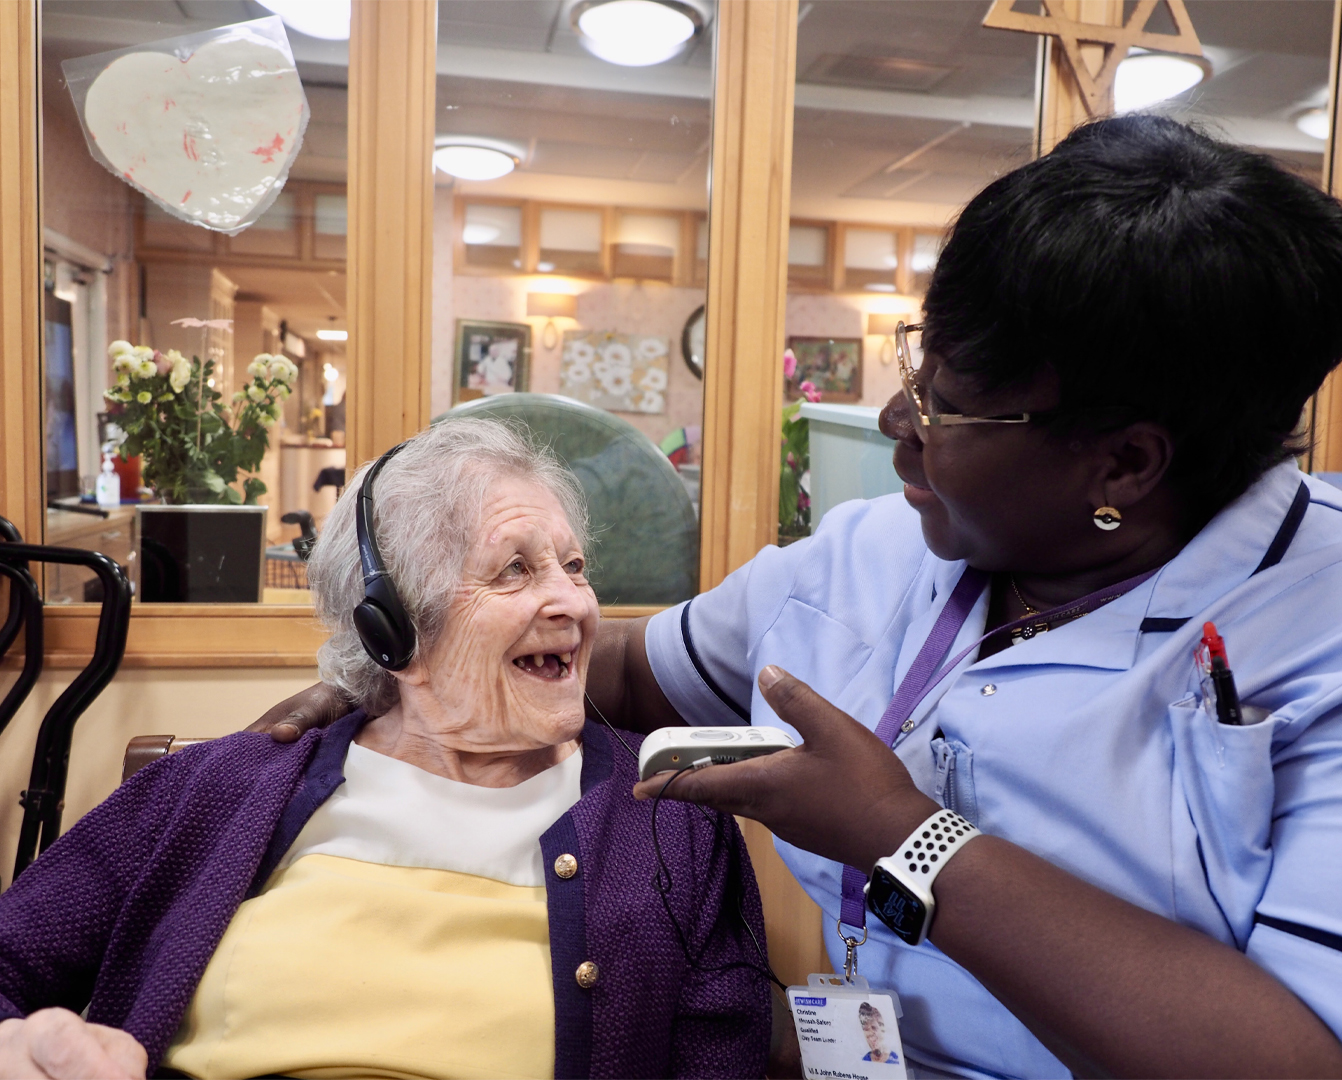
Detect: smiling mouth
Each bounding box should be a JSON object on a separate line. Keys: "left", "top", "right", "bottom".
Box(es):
{"left": 513, "top": 652, "right": 574, "bottom": 681}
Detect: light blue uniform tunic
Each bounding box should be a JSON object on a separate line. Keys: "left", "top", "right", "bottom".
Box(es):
{"left": 645, "top": 462, "right": 1342, "bottom": 1079}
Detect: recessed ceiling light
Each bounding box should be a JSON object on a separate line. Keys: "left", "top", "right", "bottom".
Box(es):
{"left": 573, "top": 0, "right": 701, "bottom": 67}
{"left": 256, "top": 0, "right": 351, "bottom": 40}
{"left": 1114, "top": 51, "right": 1208, "bottom": 113}
{"left": 433, "top": 145, "right": 517, "bottom": 181}
{"left": 1296, "top": 107, "right": 1329, "bottom": 141}
{"left": 316, "top": 329, "right": 348, "bottom": 341}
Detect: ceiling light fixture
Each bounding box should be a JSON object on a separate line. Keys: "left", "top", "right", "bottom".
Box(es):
{"left": 255, "top": 0, "right": 351, "bottom": 40}
{"left": 433, "top": 137, "right": 523, "bottom": 182}
{"left": 1296, "top": 107, "right": 1329, "bottom": 141}
{"left": 572, "top": 0, "right": 703, "bottom": 67}
{"left": 316, "top": 329, "right": 348, "bottom": 342}
{"left": 1113, "top": 50, "right": 1208, "bottom": 113}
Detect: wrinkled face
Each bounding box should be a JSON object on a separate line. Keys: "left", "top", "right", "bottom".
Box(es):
{"left": 862, "top": 1017, "right": 885, "bottom": 1053}
{"left": 405, "top": 476, "right": 599, "bottom": 754}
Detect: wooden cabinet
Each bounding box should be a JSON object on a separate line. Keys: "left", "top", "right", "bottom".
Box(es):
{"left": 43, "top": 505, "right": 135, "bottom": 604}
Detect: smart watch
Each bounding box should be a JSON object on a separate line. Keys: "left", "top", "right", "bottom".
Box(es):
{"left": 865, "top": 808, "right": 981, "bottom": 946}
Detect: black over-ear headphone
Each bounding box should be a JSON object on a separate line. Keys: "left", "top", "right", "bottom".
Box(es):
{"left": 353, "top": 441, "right": 416, "bottom": 670}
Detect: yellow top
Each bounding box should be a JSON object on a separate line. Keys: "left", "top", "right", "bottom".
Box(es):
{"left": 163, "top": 854, "right": 553, "bottom": 1080}
{"left": 162, "top": 741, "right": 584, "bottom": 1080}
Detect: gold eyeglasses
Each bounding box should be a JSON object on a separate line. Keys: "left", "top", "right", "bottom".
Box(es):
{"left": 895, "top": 322, "right": 1034, "bottom": 438}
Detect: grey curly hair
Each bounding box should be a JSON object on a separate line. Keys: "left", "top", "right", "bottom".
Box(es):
{"left": 307, "top": 417, "right": 590, "bottom": 714}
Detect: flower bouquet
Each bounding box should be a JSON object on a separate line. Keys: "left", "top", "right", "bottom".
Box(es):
{"left": 103, "top": 342, "right": 296, "bottom": 505}
{"left": 780, "top": 348, "right": 820, "bottom": 543}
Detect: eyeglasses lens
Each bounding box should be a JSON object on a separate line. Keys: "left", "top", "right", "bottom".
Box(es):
{"left": 896, "top": 324, "right": 927, "bottom": 440}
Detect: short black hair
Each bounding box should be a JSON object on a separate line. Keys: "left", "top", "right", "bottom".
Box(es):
{"left": 923, "top": 115, "right": 1342, "bottom": 520}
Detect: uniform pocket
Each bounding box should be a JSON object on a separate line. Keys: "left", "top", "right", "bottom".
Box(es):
{"left": 930, "top": 736, "right": 979, "bottom": 826}
{"left": 1168, "top": 701, "right": 1280, "bottom": 947}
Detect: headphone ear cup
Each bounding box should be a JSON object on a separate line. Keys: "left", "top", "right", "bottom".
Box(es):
{"left": 353, "top": 598, "right": 415, "bottom": 671}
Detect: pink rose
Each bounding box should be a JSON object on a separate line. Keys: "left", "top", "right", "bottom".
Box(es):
{"left": 154, "top": 350, "right": 173, "bottom": 376}
{"left": 799, "top": 380, "right": 822, "bottom": 403}
{"left": 783, "top": 349, "right": 797, "bottom": 379}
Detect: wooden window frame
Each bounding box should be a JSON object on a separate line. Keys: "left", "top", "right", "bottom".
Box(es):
{"left": 1, "top": 1, "right": 439, "bottom": 667}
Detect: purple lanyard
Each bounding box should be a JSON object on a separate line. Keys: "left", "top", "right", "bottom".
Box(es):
{"left": 837, "top": 565, "right": 1159, "bottom": 929}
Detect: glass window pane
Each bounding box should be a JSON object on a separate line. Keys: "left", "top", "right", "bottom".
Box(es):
{"left": 1142, "top": 1, "right": 1332, "bottom": 188}
{"left": 783, "top": 0, "right": 1037, "bottom": 541}
{"left": 40, "top": 1, "right": 349, "bottom": 604}
{"left": 432, "top": 0, "right": 716, "bottom": 606}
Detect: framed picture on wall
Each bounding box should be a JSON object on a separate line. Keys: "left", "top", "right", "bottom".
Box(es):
{"left": 453, "top": 319, "right": 531, "bottom": 404}
{"left": 786, "top": 336, "right": 862, "bottom": 403}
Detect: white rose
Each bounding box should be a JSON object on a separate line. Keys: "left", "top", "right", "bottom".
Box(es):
{"left": 108, "top": 340, "right": 134, "bottom": 359}
{"left": 259, "top": 413, "right": 277, "bottom": 428}
{"left": 268, "top": 358, "right": 297, "bottom": 384}
{"left": 601, "top": 342, "right": 633, "bottom": 370}
{"left": 112, "top": 354, "right": 135, "bottom": 375}
{"left": 134, "top": 357, "right": 157, "bottom": 379}
{"left": 246, "top": 356, "right": 270, "bottom": 379}
{"left": 564, "top": 340, "right": 596, "bottom": 365}
{"left": 275, "top": 384, "right": 291, "bottom": 401}
{"left": 247, "top": 385, "right": 267, "bottom": 403}
{"left": 636, "top": 337, "right": 669, "bottom": 361}
{"left": 639, "top": 367, "right": 668, "bottom": 392}
{"left": 169, "top": 356, "right": 192, "bottom": 393}
{"left": 131, "top": 345, "right": 155, "bottom": 363}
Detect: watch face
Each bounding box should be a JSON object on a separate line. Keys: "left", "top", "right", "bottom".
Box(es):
{"left": 867, "top": 865, "right": 927, "bottom": 943}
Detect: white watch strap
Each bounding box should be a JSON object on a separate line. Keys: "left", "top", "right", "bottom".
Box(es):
{"left": 893, "top": 807, "right": 981, "bottom": 887}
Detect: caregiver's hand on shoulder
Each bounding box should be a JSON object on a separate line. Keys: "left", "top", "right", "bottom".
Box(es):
{"left": 633, "top": 665, "right": 940, "bottom": 871}
{"left": 0, "top": 1009, "right": 146, "bottom": 1079}
{"left": 245, "top": 682, "right": 353, "bottom": 743}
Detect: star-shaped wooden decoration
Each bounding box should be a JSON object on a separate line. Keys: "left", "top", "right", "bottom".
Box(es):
{"left": 983, "top": 0, "right": 1206, "bottom": 117}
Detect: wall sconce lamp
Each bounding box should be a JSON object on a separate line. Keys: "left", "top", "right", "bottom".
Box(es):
{"left": 867, "top": 313, "right": 905, "bottom": 366}
{"left": 527, "top": 292, "right": 578, "bottom": 349}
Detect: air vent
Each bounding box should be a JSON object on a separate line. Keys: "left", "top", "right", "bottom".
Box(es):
{"left": 805, "top": 54, "right": 954, "bottom": 93}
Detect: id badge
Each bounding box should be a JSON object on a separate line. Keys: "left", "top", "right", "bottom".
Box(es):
{"left": 787, "top": 973, "right": 907, "bottom": 1080}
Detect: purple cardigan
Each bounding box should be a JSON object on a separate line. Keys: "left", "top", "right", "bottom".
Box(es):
{"left": 0, "top": 712, "right": 771, "bottom": 1078}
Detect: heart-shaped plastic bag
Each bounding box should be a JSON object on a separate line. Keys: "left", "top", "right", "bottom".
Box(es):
{"left": 63, "top": 17, "right": 309, "bottom": 236}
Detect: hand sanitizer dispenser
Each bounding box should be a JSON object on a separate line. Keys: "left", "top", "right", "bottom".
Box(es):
{"left": 95, "top": 446, "right": 120, "bottom": 508}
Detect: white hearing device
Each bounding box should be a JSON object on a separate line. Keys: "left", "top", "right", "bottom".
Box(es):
{"left": 638, "top": 726, "right": 796, "bottom": 781}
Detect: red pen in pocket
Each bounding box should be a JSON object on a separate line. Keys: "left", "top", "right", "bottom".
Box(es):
{"left": 1196, "top": 621, "right": 1243, "bottom": 726}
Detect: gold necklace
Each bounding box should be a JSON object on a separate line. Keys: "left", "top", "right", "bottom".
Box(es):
{"left": 1008, "top": 575, "right": 1048, "bottom": 645}
{"left": 1010, "top": 575, "right": 1039, "bottom": 616}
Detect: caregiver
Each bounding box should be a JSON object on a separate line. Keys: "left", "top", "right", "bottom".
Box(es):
{"left": 258, "top": 116, "right": 1342, "bottom": 1078}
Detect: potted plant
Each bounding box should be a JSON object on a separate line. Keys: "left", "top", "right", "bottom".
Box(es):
{"left": 103, "top": 338, "right": 297, "bottom": 601}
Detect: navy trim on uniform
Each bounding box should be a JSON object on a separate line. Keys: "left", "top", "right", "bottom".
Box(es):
{"left": 681, "top": 601, "right": 752, "bottom": 722}
{"left": 1139, "top": 617, "right": 1190, "bottom": 633}
{"left": 1255, "top": 913, "right": 1342, "bottom": 953}
{"left": 1253, "top": 481, "right": 1310, "bottom": 575}
{"left": 1138, "top": 482, "right": 1310, "bottom": 636}
{"left": 541, "top": 811, "right": 592, "bottom": 1079}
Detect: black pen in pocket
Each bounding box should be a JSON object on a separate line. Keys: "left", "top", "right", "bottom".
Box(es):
{"left": 1196, "top": 621, "right": 1243, "bottom": 726}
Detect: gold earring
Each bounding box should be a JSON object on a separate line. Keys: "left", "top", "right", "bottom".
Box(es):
{"left": 1093, "top": 506, "right": 1122, "bottom": 531}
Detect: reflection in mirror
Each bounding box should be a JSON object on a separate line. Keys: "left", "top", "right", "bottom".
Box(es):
{"left": 1142, "top": 0, "right": 1332, "bottom": 189}
{"left": 431, "top": 0, "right": 717, "bottom": 607}
{"left": 784, "top": 1, "right": 1037, "bottom": 542}
{"left": 40, "top": 0, "right": 349, "bottom": 605}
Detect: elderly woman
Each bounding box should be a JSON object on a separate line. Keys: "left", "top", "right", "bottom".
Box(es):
{"left": 0, "top": 419, "right": 771, "bottom": 1079}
